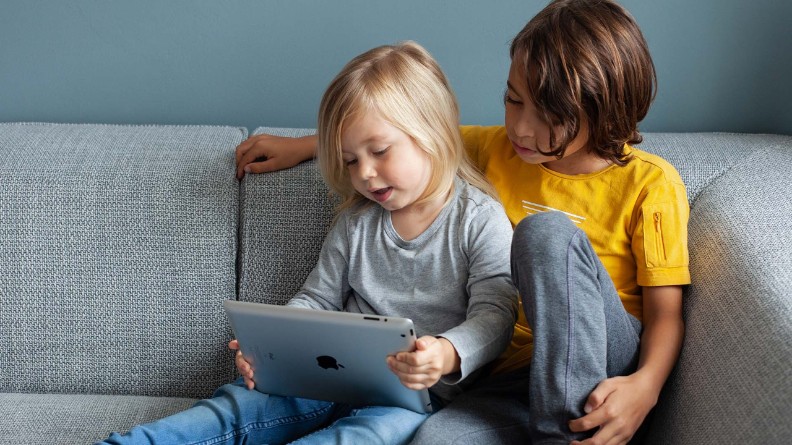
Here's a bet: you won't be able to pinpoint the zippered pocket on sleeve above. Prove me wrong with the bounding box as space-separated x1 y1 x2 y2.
642 203 678 268
653 212 667 264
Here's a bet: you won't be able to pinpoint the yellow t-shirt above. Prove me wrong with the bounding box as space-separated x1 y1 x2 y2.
461 126 691 374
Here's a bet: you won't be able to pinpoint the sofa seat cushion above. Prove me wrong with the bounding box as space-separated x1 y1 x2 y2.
0 392 197 445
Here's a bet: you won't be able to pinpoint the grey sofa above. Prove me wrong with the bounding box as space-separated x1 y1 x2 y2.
0 122 790 444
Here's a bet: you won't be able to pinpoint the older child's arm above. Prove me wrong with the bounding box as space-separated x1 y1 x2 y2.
235 125 496 179
569 285 684 445
235 133 317 179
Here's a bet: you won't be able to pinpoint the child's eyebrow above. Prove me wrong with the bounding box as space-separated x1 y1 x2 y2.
362 134 387 144
506 81 517 92
341 134 388 153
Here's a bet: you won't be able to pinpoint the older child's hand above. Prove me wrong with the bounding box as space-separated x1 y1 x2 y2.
568 373 657 445
386 336 460 390
235 133 316 179
228 339 256 390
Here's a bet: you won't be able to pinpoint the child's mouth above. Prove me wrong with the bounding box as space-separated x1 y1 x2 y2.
371 187 393 202
511 141 537 156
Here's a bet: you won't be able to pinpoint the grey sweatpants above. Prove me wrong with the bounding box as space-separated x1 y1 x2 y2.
411 211 642 444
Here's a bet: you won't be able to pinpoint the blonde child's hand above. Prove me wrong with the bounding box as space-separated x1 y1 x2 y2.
386 336 459 390
568 373 657 445
228 339 256 390
235 133 315 179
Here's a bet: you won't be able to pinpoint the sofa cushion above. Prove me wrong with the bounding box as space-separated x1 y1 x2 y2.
234 129 792 444
0 123 242 398
638 132 790 204
237 127 336 305
644 136 792 444
0 392 197 445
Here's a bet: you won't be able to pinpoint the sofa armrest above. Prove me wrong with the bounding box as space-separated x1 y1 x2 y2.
646 142 792 443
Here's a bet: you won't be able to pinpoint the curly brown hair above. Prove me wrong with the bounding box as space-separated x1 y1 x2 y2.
510 0 656 165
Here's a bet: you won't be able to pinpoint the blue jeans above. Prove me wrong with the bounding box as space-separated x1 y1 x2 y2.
411 212 643 444
99 378 432 445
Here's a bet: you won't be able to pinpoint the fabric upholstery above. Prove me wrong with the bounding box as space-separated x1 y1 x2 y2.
644 139 792 443
637 132 790 204
237 127 335 305
0 392 197 445
235 130 792 444
0 123 242 398
1 124 790 444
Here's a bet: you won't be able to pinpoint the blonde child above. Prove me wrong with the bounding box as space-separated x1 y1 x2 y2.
236 1 690 443
98 41 517 445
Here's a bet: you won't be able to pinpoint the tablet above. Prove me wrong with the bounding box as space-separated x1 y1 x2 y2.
223 300 433 413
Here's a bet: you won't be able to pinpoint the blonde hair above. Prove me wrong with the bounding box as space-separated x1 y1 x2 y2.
317 41 496 214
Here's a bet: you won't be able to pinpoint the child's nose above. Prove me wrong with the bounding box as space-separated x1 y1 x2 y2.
513 112 536 139
357 159 376 180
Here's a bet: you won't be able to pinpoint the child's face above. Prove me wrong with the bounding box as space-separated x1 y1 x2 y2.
340 112 433 214
504 61 590 168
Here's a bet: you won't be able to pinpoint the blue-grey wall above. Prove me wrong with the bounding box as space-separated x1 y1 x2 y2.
2 0 790 134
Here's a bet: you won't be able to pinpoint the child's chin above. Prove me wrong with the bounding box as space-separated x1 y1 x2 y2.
515 151 545 164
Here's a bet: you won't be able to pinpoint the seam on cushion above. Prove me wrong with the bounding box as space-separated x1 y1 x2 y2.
689 146 775 210
235 178 244 302
233 128 247 303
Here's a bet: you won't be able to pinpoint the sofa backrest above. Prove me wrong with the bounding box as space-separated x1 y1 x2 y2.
0 123 242 399
237 127 334 305
2 123 788 442
238 128 792 444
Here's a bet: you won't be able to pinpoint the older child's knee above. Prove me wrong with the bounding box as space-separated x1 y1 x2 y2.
512 211 580 256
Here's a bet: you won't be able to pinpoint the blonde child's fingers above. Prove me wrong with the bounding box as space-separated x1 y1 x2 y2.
396 373 431 390
235 352 255 374
236 351 253 368
228 339 239 350
244 369 254 381
396 370 434 383
391 361 443 385
398 372 441 390
388 356 434 375
394 351 428 366
400 381 428 391
415 336 438 350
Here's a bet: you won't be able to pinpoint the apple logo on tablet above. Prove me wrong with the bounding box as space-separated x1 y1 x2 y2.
316 355 345 370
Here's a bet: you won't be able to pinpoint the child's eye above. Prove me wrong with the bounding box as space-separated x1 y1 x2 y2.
344 158 358 166
504 92 522 105
373 147 390 156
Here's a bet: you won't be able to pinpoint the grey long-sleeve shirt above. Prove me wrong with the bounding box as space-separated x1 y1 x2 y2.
288 179 518 401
